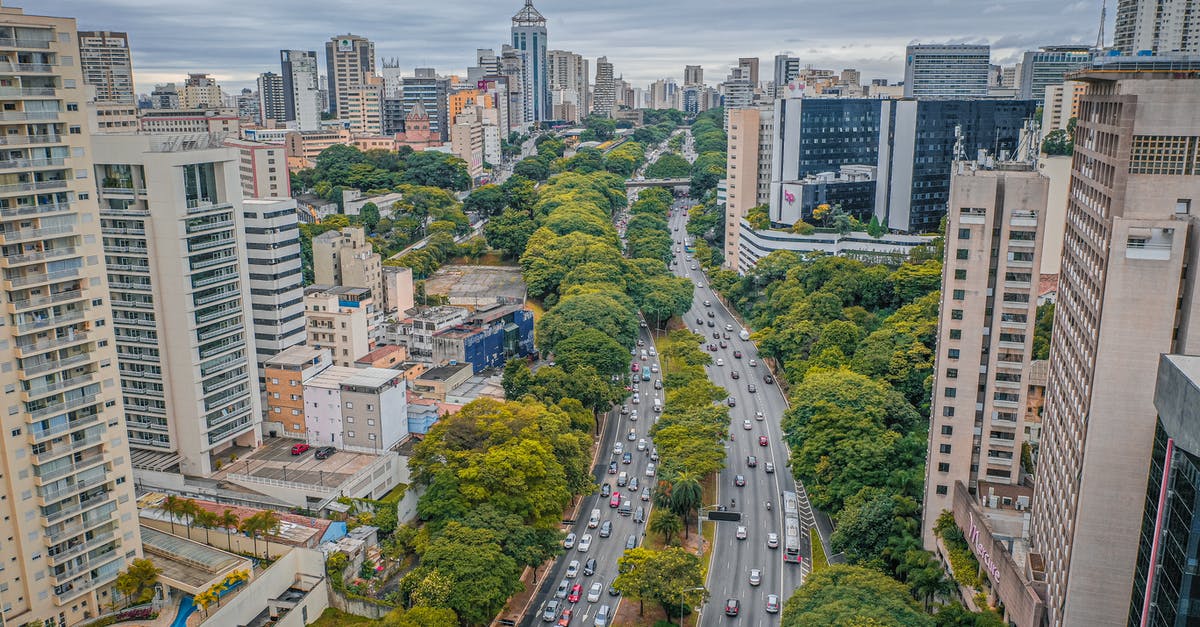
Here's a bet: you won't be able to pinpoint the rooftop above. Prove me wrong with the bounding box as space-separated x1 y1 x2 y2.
355 344 405 365
208 437 386 492
266 345 329 369
512 0 546 26
340 367 403 390
419 362 473 382
305 365 360 390
139 525 250 593
305 284 371 298
423 264 527 307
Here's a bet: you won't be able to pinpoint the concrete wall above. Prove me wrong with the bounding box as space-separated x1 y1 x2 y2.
1035 155 1070 274
327 586 392 620
201 548 328 627
140 516 293 559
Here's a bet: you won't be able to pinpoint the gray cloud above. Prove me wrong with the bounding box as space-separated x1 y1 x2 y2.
34 0 1107 93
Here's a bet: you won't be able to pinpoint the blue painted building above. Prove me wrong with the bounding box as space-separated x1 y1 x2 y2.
431 305 534 373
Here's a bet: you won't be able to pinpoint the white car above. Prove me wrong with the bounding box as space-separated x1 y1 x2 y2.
749 568 762 586
755 410 764 421
651 364 659 373
613 442 624 455
716 358 724 367
637 438 647 451
749 359 758 367
564 533 577 549
767 533 779 549
645 463 656 477
566 559 580 578
587 582 603 603
743 420 752 430
578 534 592 552
736 526 747 540
589 508 601 528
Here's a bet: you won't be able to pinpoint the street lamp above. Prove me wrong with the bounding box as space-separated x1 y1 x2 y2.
679 585 706 627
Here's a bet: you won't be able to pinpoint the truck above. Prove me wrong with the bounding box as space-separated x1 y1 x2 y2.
738 329 751 341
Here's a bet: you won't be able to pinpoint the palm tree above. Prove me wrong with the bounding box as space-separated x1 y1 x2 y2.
238 516 261 558
218 509 240 552
256 510 282 558
180 499 201 531
161 495 182 535
670 472 702 539
649 509 683 545
193 509 220 546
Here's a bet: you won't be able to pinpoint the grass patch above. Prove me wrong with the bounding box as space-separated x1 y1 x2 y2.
809 527 829 572
309 608 377 627
527 299 546 324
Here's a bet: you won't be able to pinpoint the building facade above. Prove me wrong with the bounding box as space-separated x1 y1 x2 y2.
95 133 263 477
1114 0 1200 55
1017 46 1093 104
223 138 289 199
0 8 143 625
242 198 305 369
1029 61 1200 626
547 49 588 122
325 34 376 119
305 286 371 367
903 44 991 98
921 162 1047 547
592 56 615 118
401 69 450 141
77 30 134 103
311 226 383 305
264 345 331 438
511 0 549 122
179 73 222 109
723 106 773 268
684 64 703 86
280 49 321 131
257 71 286 124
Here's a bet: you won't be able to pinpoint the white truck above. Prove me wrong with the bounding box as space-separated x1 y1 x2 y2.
738 328 751 341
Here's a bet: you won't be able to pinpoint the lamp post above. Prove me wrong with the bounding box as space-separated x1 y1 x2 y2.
679 585 706 627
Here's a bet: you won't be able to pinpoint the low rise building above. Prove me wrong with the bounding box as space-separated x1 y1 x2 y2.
431 305 534 371
342 189 403 217
355 344 407 369
305 286 371 367
770 165 877 226
406 306 471 358
382 265 415 314
139 108 241 134
264 346 333 438
411 363 474 402
303 365 408 452
735 221 934 273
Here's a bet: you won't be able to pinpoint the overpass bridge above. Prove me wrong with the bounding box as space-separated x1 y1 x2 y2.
624 177 689 189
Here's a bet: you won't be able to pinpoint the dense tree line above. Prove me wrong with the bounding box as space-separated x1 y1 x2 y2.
689 108 727 197
291 143 471 200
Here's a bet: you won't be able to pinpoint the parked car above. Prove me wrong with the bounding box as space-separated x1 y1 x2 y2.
314 446 336 460
290 443 311 455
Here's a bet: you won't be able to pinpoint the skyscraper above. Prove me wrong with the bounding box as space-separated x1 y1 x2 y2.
684 64 703 86
77 30 134 103
241 198 306 371
724 106 774 268
325 34 376 119
1029 60 1200 626
281 49 321 131
903 44 991 98
547 49 588 122
921 162 1047 547
737 57 760 88
592 56 615 117
257 71 286 123
0 7 143 625
1114 0 1200 55
511 0 549 122
1017 46 1093 104
773 54 800 96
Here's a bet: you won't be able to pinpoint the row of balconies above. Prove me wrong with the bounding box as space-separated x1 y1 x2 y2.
46 529 116 568
20 350 91 378
16 329 90 357
8 287 84 312
32 430 103 466
34 449 107 485
44 499 117 545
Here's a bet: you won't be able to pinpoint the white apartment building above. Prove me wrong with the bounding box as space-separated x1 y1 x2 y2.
95 133 262 477
903 44 991 98
0 8 142 625
280 49 321 132
1114 0 1200 55
223 138 289 199
242 198 305 369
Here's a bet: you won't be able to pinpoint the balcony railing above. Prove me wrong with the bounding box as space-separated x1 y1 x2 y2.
23 373 96 401
35 450 107 484
32 431 103 465
47 530 116 567
44 507 115 544
0 111 58 122
28 393 100 421
7 266 81 288
0 134 63 146
0 156 65 169
0 179 68 194
10 288 84 311
99 226 145 236
22 351 91 378
0 38 53 49
16 331 90 356
4 245 78 266
0 201 71 218
0 86 55 97
1 224 75 241
15 308 87 335
185 200 234 215
188 236 235 253
0 61 57 73
189 254 236 270
194 288 239 306
39 472 108 503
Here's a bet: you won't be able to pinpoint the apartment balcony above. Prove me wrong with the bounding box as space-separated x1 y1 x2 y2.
46 529 116 567
0 201 71 218
992 398 1021 410
99 186 146 196
38 473 109 505
0 178 68 195
194 288 240 306
99 204 149 217
988 437 1018 450
185 218 235 234
200 355 245 377
189 254 236 271
53 549 123 599
0 134 64 147
108 280 150 291
42 490 114 526
54 564 122 606
34 450 107 485
109 298 153 310
22 373 95 402
985 456 1015 467
197 322 240 342
3 245 78 267
16 330 90 357
28 392 100 421
0 111 59 122
32 431 104 465
0 37 53 49
188 236 235 253
0 61 57 73
100 225 145 236
104 245 147 255
0 86 56 97
13 310 85 337
119 368 161 381
191 271 237 289
0 223 75 243
126 419 168 432
128 435 171 449
21 351 92 378
8 288 85 312
44 506 115 545
113 317 156 328
0 156 65 170
105 263 148 273
185 200 234 215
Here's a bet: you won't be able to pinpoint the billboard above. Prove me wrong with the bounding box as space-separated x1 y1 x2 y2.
337 38 354 52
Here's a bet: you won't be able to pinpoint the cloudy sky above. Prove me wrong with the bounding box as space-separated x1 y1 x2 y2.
39 0 1106 94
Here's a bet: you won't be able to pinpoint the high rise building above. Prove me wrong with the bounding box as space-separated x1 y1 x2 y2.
343 79 383 136
1040 80 1086 131
0 8 143 624
78 30 134 103
684 64 703 86
737 57 760 88
921 162 1047 547
499 45 528 128
312 227 384 311
179 72 222 109
402 69 450 141
257 71 286 123
649 78 680 110
547 49 588 122
511 0 549 122
1017 46 1093 104
222 138 289 200
1029 60 1200 627
772 54 800 97
149 82 178 109
280 49 321 131
592 56 615 117
325 34 376 119
723 106 774 268
241 198 306 370
236 88 260 124
903 44 991 98
95 133 263 477
1114 0 1200 55
720 66 756 127
470 48 500 84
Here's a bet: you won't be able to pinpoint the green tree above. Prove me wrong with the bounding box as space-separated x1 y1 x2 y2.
381 606 459 627
513 157 551 181
193 508 220 546
552 327 630 376
933 603 1006 627
218 509 240 552
420 523 522 625
463 184 507 216
401 151 470 190
649 509 683 545
645 153 693 179
668 472 703 538
830 487 907 567
781 565 933 627
1041 128 1073 156
484 208 537 259
500 175 537 215
359 201 381 233
1032 302 1054 360
115 558 162 607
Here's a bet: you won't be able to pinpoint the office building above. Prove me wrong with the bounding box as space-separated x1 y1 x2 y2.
1017 46 1093 104
257 71 286 124
325 34 376 119
312 227 383 308
280 49 321 131
78 30 134 103
773 54 800 97
1129 354 1200 626
547 49 588 121
592 56 615 117
305 286 371 367
402 69 450 141
343 79 383 136
95 133 263 477
179 72 222 109
724 106 774 268
511 0 549 122
684 64 703 86
770 166 877 226
720 66 756 127
1029 60 1200 627
0 8 145 625
921 162 1047 547
903 44 991 98
649 78 680 110
149 82 178 109
137 109 240 135
242 198 305 368
469 48 501 84
1114 0 1200 55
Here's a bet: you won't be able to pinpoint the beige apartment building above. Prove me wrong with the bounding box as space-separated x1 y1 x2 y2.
77 30 138 135
922 162 1047 548
723 106 773 268
312 226 383 303
1029 62 1200 626
343 79 383 136
305 286 371 367
179 72 222 110
223 138 289 199
325 34 376 120
0 6 142 625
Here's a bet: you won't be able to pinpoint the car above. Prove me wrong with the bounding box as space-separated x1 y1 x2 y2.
707 310 715 318
600 483 611 497
650 364 659 373
759 435 769 446
599 520 612 537
724 599 740 616
631 362 639 373
637 339 644 347
578 534 592 552
722 332 730 340
743 419 752 430
731 370 740 379
767 533 779 549
634 506 645 523
611 493 623 510
608 582 620 596
589 509 601 528
719 340 728 348
617 472 629 487
639 320 648 328
691 265 697 270
755 410 763 421
557 609 573 627
649 348 657 357
566 560 580 578
704 300 712 307
766 594 780 614
747 455 757 467
594 604 611 626
631 395 640 405
728 397 736 407
314 446 336 460
564 533 577 549
290 443 310 455
641 486 651 501
619 406 630 416
543 598 561 621
613 442 623 455
734 474 746 487
707 320 715 327
708 344 718 352
749 568 762 586
607 461 618 475
622 452 633 465
716 358 724 367
637 438 647 451
764 374 775 384
748 383 757 393
736 525 747 540
654 379 662 390
696 317 704 325
628 477 639 491
555 578 571 599
749 359 758 367
641 371 651 382
711 329 719 337
651 447 659 462
568 583 583 603
725 324 734 332
733 350 743 359
626 534 638 549
587 582 603 603
645 463 656 476
765 462 775 473
627 429 637 441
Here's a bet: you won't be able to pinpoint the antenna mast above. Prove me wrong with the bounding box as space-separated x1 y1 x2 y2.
1096 0 1107 50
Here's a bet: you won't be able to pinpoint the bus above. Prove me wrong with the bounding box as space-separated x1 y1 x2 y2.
783 491 799 520
783 517 804 564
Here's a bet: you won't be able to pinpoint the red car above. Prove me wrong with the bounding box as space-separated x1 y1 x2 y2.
557 608 573 626
567 584 583 603
759 435 769 446
631 362 640 373
290 443 310 455
610 493 621 508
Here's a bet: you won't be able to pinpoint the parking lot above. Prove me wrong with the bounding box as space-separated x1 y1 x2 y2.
211 438 380 490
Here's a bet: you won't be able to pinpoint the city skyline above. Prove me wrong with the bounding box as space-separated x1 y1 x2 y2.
38 0 1106 94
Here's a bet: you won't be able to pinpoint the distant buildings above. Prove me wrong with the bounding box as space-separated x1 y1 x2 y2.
723 106 774 267
548 49 589 122
684 64 704 86
325 34 376 119
592 56 616 117
431 305 535 373
281 49 322 131
257 71 287 123
312 227 383 310
401 69 451 141
179 72 223 109
772 54 800 97
78 30 135 103
1017 46 1093 104
138 108 240 134
1114 0 1200 55
903 44 991 98
511 0 550 122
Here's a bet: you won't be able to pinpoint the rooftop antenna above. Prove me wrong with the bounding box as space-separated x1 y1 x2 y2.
1096 0 1107 50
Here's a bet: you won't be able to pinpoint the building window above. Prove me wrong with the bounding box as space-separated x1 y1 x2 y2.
936 485 948 495
939 444 952 454
949 329 962 340
941 425 953 435
958 228 971 240
948 348 960 359
942 406 955 417
345 401 353 409
937 462 950 472
954 269 967 280
951 309 963 320
952 289 965 300
956 248 969 260
944 388 956 398
946 368 958 379
347 431 354 438
368 433 376 440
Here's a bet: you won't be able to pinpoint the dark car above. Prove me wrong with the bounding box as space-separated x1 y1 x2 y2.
708 344 718 352
608 461 618 474
747 455 757 467
707 320 715 327
599 520 612 537
600 483 611 497
707 310 715 318
734 474 746 487
727 397 737 407
731 371 741 379
733 350 743 359
625 534 638 549
622 452 633 464
724 599 740 616
696 317 704 325
719 340 728 348
764 374 775 384
583 558 597 576
314 446 336 460
748 384 757 393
